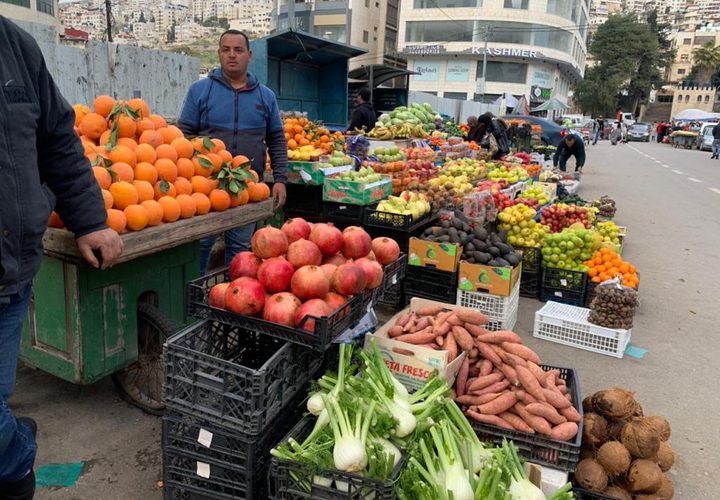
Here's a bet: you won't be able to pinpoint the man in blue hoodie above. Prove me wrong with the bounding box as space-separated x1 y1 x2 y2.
178 30 288 274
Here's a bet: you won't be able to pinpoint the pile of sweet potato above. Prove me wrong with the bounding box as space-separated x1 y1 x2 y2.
387 305 581 442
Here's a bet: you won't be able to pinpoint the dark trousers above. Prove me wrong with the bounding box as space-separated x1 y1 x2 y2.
557 153 582 172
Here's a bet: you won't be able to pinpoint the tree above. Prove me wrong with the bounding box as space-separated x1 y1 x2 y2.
692 41 720 84
575 66 625 116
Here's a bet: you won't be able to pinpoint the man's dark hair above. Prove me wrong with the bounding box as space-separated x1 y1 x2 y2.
219 29 250 50
358 87 371 102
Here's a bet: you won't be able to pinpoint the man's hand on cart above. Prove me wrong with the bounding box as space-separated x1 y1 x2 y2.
272 183 287 210
76 228 124 269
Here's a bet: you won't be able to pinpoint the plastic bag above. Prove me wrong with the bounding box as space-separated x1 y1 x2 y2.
588 277 638 330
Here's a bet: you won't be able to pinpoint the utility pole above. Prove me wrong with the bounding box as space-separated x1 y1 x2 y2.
105 0 113 42
478 25 492 103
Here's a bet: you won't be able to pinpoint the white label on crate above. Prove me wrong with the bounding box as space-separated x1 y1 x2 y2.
560 279 567 286
391 274 398 285
197 428 213 448
300 170 313 183
196 461 210 479
367 301 374 313
554 291 563 297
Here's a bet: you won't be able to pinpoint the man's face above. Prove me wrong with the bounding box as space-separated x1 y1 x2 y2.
218 34 252 76
565 136 576 147
355 94 363 105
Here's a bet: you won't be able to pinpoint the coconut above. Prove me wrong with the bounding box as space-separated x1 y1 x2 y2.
655 441 675 472
582 395 594 413
574 458 608 492
592 388 637 420
646 415 671 441
603 486 632 500
580 445 597 460
583 412 609 448
621 418 660 458
627 459 663 494
631 399 644 418
655 474 674 499
607 419 627 441
634 495 663 500
597 441 631 476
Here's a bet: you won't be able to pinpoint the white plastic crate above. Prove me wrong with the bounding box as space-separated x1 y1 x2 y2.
456 280 520 331
533 301 631 358
485 299 518 332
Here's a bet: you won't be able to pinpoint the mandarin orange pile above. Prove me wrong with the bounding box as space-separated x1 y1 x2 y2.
584 247 639 288
283 114 344 155
48 95 271 235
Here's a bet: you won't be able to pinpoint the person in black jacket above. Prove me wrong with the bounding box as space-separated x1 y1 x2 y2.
553 134 586 173
711 122 720 159
0 16 123 498
348 88 377 133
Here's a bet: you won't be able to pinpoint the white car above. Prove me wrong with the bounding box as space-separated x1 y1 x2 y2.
697 122 718 151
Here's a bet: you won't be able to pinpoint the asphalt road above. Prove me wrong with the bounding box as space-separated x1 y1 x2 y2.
10 138 719 498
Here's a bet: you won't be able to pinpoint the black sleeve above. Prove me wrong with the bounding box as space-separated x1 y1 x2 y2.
347 108 363 132
35 53 106 237
553 142 564 166
266 129 288 184
576 141 586 167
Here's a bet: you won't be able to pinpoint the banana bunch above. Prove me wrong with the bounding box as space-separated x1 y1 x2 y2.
368 125 394 140
368 123 430 140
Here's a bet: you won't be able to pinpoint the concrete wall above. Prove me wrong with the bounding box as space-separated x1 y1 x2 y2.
670 86 717 118
14 20 200 118
408 90 501 123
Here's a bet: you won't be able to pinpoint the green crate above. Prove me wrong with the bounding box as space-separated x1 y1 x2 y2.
287 162 354 185
322 176 392 205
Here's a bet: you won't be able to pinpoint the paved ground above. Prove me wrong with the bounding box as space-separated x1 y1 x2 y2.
9 138 720 498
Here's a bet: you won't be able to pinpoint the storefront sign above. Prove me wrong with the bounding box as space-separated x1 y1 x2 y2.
402 44 544 60
404 44 446 55
530 85 552 102
413 61 440 81
446 61 470 82
532 69 553 88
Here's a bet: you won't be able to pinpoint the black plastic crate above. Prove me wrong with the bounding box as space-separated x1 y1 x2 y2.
284 184 323 217
268 416 405 500
163 320 319 435
186 268 362 351
402 265 458 305
377 282 405 310
516 246 541 274
540 267 588 306
363 206 437 233
468 365 583 472
322 202 367 225
520 270 540 299
162 395 305 500
359 254 407 313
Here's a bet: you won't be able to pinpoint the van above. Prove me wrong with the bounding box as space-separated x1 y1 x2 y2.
620 113 635 126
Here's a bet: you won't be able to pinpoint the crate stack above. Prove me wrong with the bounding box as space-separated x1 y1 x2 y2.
456 280 520 331
517 246 542 299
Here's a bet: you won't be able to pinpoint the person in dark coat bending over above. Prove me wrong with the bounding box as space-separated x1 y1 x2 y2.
347 88 377 133
553 134 586 173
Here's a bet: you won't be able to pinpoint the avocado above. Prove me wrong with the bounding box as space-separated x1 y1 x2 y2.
465 242 476 252
448 227 459 243
459 231 468 244
497 243 512 255
466 257 476 264
495 258 511 267
476 252 492 264
437 235 450 242
488 259 500 267
505 253 521 266
474 227 488 241
488 246 500 257
453 218 463 230
441 220 451 228
499 229 509 243
489 233 502 247
462 222 471 232
473 239 488 251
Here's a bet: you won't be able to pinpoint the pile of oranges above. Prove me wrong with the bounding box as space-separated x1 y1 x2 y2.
283 114 344 155
584 247 639 289
52 95 271 235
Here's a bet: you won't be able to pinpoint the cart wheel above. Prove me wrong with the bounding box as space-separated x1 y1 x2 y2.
111 302 178 415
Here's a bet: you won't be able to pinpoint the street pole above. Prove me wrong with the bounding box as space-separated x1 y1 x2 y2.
105 0 113 42
479 26 491 103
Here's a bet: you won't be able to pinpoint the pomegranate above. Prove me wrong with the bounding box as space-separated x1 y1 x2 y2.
320 263 338 279
310 223 343 256
341 226 372 259
251 226 288 259
371 237 401 266
291 265 330 300
294 298 331 333
323 292 348 313
355 257 384 289
286 239 322 269
228 251 262 280
209 282 230 308
263 292 302 326
224 277 265 315
257 257 294 293
281 218 311 243
331 263 368 296
366 250 377 261
322 254 347 266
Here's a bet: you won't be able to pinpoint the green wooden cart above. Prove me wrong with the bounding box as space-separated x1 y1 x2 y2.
20 200 274 414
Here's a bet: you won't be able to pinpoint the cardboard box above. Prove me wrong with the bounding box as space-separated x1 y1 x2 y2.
457 261 522 296
364 297 467 391
323 175 392 205
287 162 353 185
408 238 462 272
535 181 558 202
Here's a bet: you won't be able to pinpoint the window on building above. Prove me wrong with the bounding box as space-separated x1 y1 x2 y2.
504 0 528 8
680 54 689 61
685 95 690 103
363 30 369 43
683 38 692 45
706 95 711 102
319 25 347 43
676 95 683 102
405 20 476 42
444 92 467 100
413 0 481 8
698 95 703 102
387 2 398 26
678 69 686 75
477 61 528 83
1 0 31 7
385 27 397 53
36 0 53 15
547 0 580 22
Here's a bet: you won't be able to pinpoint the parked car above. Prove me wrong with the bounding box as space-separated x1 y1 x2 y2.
502 115 564 146
627 122 652 142
620 112 635 127
696 122 718 151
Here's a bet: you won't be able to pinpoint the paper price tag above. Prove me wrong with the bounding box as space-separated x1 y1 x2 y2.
560 279 567 286
196 461 210 479
554 291 563 297
300 170 312 183
197 428 213 448
391 274 398 285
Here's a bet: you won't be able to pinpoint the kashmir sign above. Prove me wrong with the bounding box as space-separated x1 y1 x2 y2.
402 44 545 59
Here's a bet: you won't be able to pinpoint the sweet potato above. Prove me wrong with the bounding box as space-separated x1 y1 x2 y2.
455 356 470 396
473 380 510 396
420 343 439 350
516 365 547 402
514 403 552 435
435 335 444 347
452 326 474 351
415 305 444 316
496 363 519 386
475 330 523 344
402 314 417 332
445 330 458 362
478 392 517 415
467 373 504 392
526 403 567 425
542 388 572 409
542 370 561 389
560 405 581 423
500 412 535 434
468 365 480 378
475 341 502 366
395 331 436 344
447 314 464 327
465 323 492 337
501 342 541 364
515 390 538 404
469 347 478 358
395 312 411 327
434 321 452 336
549 422 579 441
526 361 547 382
480 359 493 376
503 352 528 368
415 316 430 331
388 325 404 337
466 410 514 430
456 392 501 406
456 309 489 324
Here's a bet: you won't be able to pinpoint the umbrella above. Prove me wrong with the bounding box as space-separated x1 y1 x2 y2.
531 97 569 112
672 108 716 121
493 92 519 108
511 95 530 115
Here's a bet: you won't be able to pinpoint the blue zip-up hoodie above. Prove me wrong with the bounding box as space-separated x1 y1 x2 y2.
177 68 288 183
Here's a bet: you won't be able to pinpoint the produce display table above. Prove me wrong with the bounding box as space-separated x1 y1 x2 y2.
21 200 274 413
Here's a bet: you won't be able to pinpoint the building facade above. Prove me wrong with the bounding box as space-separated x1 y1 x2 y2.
1 0 60 28
397 0 588 105
670 85 717 116
666 27 720 84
